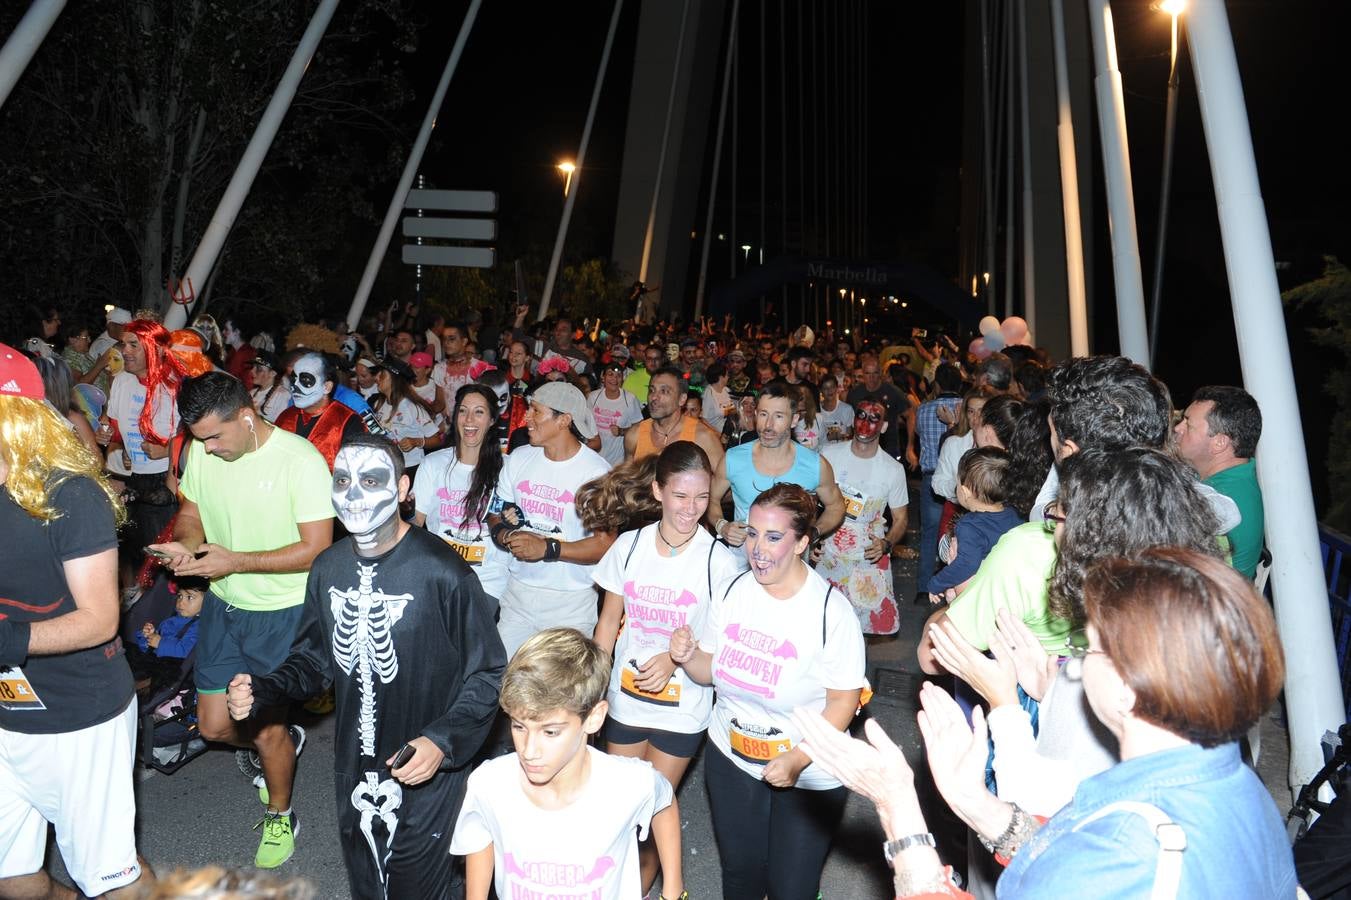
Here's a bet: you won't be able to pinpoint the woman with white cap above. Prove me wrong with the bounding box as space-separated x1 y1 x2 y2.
488 381 616 657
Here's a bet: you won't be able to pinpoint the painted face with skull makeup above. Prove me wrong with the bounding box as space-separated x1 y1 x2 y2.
853 400 888 443
290 353 329 409
332 444 405 550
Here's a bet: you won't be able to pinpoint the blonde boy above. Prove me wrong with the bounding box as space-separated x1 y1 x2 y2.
451 628 685 900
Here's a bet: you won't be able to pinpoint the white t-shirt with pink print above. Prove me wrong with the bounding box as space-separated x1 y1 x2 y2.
451 747 673 900
412 448 509 599
593 524 741 734
498 444 611 592
699 565 867 790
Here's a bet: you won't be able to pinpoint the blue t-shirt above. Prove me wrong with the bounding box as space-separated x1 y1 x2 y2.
725 442 821 522
929 507 1025 595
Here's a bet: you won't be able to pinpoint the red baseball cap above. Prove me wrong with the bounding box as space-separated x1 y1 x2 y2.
0 343 44 400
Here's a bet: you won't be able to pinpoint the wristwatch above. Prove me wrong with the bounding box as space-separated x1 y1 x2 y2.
882 832 936 868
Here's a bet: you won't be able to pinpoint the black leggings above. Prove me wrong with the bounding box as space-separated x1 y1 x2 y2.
704 744 849 900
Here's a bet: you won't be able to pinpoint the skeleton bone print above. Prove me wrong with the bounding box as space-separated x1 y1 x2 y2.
351 771 403 897
331 561 411 897
330 562 410 756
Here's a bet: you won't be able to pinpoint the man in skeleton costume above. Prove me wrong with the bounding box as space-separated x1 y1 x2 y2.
275 352 372 470
229 434 506 899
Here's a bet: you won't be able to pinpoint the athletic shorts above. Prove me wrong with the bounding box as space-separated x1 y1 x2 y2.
603 716 705 758
497 579 600 661
196 592 305 693
0 698 142 895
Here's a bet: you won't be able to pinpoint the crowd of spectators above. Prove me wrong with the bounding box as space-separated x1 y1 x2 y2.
0 291 1308 900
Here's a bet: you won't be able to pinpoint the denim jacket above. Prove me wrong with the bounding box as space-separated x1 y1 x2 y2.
997 742 1297 898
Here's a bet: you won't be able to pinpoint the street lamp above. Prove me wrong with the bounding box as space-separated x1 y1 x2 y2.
557 161 576 197
741 244 752 261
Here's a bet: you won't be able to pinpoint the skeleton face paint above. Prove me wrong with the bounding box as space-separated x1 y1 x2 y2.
223 322 242 346
333 446 401 549
491 379 509 415
291 354 328 409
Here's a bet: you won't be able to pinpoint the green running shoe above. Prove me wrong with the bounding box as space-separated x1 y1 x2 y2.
251 724 307 806
254 809 299 868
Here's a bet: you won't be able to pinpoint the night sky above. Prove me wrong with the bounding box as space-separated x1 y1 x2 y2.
400 0 1348 505
405 1 1349 328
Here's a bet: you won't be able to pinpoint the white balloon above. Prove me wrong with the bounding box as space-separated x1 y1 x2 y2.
979 315 1001 337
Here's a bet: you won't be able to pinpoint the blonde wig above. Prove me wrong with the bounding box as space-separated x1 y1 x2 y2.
0 395 125 524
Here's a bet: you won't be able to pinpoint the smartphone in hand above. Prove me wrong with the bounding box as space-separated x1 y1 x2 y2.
389 742 416 770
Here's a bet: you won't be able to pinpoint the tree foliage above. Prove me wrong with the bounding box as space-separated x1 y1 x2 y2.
1284 256 1351 531
0 0 418 335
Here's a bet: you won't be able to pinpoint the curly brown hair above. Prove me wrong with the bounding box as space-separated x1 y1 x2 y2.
1048 447 1220 622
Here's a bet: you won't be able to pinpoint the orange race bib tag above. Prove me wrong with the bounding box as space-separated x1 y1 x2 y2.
729 718 791 764
0 666 46 711
621 663 681 706
841 485 865 520
445 538 486 565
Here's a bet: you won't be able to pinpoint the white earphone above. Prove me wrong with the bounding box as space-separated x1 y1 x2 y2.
245 416 255 432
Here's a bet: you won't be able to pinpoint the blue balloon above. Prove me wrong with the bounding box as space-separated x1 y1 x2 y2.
984 330 1006 352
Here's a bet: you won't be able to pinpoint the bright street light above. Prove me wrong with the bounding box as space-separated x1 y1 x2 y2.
557 161 576 197
741 244 752 260
1152 0 1185 14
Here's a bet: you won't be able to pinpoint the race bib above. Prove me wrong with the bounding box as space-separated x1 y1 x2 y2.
729 718 791 764
0 666 46 711
620 663 681 706
445 537 486 565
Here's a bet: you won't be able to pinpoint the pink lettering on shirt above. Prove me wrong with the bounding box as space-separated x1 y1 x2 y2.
516 480 575 504
713 621 795 697
621 580 698 638
436 487 469 525
502 852 615 899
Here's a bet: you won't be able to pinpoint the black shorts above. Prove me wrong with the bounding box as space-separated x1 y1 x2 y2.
603 717 705 758
195 593 305 693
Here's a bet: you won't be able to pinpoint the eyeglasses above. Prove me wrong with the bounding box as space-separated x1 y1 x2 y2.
1041 501 1067 533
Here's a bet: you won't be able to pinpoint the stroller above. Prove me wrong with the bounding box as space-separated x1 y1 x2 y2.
121 573 208 774
1288 722 1351 900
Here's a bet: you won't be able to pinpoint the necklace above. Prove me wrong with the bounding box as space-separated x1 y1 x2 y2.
656 522 697 557
652 416 683 447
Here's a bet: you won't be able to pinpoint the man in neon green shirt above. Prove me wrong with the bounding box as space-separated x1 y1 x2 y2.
623 344 665 404
1174 385 1265 579
152 372 333 868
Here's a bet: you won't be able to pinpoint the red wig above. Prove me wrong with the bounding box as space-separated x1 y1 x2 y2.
124 319 189 444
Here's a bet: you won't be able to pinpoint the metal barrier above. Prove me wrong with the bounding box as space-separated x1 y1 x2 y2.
1320 524 1351 720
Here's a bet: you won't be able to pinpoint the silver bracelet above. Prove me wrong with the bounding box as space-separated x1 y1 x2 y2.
978 803 1038 858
